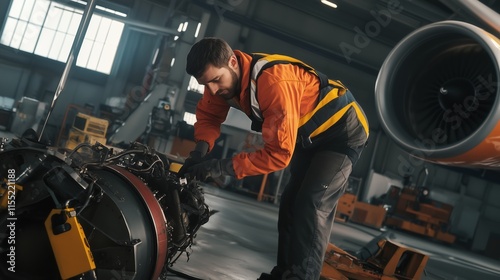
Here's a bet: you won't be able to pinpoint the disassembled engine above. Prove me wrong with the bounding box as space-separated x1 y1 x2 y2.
0 135 210 279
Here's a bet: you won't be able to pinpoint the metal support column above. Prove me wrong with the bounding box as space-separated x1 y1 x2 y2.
39 0 98 142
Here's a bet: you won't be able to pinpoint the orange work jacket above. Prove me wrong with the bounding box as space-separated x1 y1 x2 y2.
193 50 368 179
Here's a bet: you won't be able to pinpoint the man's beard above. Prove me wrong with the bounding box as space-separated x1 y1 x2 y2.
220 68 240 100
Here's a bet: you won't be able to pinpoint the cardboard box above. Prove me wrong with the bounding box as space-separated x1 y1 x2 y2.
351 201 387 229
336 193 357 221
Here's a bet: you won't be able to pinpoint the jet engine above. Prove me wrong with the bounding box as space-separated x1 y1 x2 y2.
0 136 210 280
375 20 500 169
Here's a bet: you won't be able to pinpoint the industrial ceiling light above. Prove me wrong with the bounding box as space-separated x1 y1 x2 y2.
321 0 338 9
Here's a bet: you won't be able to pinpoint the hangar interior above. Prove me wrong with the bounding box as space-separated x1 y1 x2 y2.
1 0 500 279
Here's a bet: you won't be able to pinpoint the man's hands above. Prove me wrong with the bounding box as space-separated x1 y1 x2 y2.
178 150 204 177
178 141 209 177
177 141 234 181
183 158 235 181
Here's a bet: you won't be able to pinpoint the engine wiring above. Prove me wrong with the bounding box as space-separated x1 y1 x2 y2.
68 141 212 277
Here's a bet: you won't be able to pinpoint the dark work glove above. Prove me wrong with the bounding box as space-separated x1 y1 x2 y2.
185 158 235 181
178 141 209 177
178 150 204 177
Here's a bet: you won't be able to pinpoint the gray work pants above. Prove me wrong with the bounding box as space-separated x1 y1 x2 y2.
275 148 353 280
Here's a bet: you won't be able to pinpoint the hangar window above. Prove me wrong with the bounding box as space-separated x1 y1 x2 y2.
183 76 204 125
187 76 204 94
183 112 197 126
0 0 126 74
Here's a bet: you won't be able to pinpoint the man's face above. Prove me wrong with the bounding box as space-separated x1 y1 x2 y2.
197 55 240 100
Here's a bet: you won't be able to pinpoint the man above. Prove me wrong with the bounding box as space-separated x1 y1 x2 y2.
180 37 369 280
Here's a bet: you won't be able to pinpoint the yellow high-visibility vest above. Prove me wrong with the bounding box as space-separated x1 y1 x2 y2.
249 53 369 147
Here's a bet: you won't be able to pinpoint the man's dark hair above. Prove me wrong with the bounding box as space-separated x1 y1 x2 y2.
186 37 234 78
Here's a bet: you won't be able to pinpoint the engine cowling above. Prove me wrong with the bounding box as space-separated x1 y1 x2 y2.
375 20 500 169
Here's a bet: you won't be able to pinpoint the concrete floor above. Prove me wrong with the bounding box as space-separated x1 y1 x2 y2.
165 185 500 280
1 130 500 280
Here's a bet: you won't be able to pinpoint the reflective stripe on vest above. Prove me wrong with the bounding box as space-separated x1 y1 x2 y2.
250 54 320 121
249 53 358 146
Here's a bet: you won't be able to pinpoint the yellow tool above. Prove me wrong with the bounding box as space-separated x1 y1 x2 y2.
169 162 183 173
45 208 96 279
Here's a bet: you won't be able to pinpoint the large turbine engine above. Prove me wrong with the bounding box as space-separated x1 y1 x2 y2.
375 20 500 168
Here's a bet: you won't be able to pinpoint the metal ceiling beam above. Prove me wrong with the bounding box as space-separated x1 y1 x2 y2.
190 0 380 75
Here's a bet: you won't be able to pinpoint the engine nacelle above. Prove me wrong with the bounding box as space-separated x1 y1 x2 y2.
375 20 500 169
